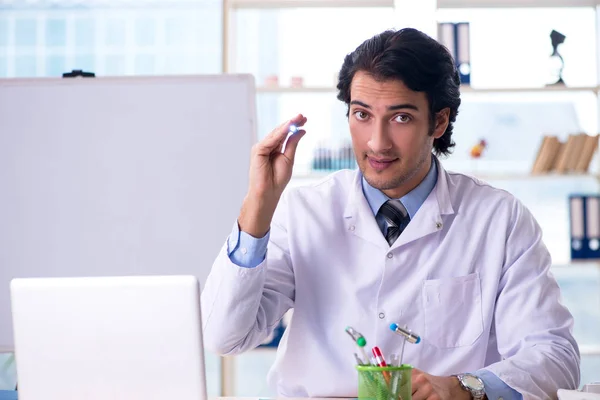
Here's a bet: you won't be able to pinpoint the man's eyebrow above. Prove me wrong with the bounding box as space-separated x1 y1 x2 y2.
350 100 419 111
388 103 419 111
350 100 371 109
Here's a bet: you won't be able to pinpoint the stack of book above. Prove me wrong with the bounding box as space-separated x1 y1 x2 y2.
531 133 599 174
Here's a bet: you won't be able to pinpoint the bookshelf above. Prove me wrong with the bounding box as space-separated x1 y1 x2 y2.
436 1 600 383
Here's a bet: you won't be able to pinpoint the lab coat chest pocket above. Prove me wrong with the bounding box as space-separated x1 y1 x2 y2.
422 273 483 348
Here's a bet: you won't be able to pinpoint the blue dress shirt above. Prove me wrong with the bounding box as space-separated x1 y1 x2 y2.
226 157 521 400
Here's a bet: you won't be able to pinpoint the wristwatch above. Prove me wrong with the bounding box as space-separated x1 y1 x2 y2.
455 373 486 400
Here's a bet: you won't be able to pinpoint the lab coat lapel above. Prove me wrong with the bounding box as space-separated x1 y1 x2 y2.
391 159 455 249
343 171 389 249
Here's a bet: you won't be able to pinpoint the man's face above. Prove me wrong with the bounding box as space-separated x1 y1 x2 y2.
348 71 448 198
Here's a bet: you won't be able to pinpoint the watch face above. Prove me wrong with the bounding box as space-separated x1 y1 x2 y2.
463 375 484 391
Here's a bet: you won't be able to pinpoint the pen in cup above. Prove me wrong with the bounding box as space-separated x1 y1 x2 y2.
372 346 391 383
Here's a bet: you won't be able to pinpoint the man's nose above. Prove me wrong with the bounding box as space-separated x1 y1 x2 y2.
367 121 393 154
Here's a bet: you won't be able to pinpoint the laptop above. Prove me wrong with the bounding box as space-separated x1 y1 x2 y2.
10 275 207 400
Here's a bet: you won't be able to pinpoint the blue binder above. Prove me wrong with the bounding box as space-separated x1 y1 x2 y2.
569 194 600 260
455 22 471 85
437 22 471 85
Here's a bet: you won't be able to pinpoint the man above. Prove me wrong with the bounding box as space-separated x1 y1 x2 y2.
201 28 580 399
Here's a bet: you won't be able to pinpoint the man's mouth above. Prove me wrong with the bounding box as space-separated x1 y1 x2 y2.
367 156 398 171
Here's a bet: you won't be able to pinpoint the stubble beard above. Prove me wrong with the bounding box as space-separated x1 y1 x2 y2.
361 150 430 192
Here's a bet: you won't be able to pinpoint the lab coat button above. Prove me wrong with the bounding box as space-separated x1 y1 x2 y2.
387 253 393 259
241 247 247 255
378 312 385 319
349 225 355 231
436 222 443 229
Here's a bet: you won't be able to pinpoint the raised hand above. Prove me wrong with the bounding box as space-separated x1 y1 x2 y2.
238 114 307 238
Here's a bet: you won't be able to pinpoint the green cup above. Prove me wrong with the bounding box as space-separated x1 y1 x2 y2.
356 364 412 400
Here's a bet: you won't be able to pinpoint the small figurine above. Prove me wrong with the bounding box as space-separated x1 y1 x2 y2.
548 30 566 86
470 139 487 158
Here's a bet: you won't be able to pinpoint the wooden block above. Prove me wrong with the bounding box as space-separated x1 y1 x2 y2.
536 136 561 174
566 133 588 172
549 141 566 172
543 136 562 173
574 134 599 172
555 134 577 173
531 136 550 174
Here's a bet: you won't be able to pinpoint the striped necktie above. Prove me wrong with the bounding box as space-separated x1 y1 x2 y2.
377 199 410 246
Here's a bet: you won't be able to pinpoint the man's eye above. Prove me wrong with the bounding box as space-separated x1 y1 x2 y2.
395 114 411 123
354 111 369 120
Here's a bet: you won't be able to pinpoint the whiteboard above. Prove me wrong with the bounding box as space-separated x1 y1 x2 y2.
0 74 256 348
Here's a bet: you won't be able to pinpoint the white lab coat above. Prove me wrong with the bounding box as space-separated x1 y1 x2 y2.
201 161 580 399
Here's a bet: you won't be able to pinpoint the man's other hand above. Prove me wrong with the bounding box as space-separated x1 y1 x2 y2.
411 368 472 400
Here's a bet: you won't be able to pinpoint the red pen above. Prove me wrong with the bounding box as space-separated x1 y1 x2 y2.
372 346 390 383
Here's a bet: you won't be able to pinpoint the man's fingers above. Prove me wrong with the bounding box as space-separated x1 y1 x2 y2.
283 129 306 162
260 114 306 152
259 121 292 153
412 384 434 400
411 369 431 400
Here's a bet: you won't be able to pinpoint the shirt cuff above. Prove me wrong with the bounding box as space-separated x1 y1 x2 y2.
474 369 523 400
227 221 269 268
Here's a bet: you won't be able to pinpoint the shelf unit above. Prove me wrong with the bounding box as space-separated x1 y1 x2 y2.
437 1 600 387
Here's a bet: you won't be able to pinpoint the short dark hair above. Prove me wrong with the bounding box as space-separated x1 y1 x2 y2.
336 28 461 157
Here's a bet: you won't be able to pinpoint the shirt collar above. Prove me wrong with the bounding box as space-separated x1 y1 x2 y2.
361 156 438 219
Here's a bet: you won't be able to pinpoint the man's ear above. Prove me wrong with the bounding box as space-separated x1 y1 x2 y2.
433 108 450 139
